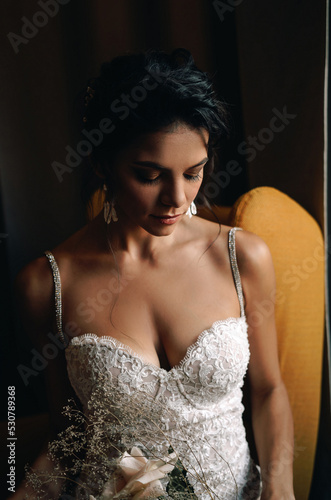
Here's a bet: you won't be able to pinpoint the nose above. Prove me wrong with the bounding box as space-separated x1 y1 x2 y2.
160 177 187 208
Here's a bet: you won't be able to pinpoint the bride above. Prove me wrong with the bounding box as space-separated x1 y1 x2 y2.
13 48 295 499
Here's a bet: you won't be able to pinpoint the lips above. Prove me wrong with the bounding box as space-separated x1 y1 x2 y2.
150 213 183 225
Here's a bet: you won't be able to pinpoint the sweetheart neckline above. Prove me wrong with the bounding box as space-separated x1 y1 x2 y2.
66 316 247 373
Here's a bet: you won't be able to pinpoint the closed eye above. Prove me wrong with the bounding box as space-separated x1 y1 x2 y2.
134 171 203 185
131 158 208 186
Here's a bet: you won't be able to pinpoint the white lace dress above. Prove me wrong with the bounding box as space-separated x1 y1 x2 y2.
44 227 262 499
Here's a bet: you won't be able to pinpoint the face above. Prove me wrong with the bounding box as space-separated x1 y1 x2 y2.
111 123 209 236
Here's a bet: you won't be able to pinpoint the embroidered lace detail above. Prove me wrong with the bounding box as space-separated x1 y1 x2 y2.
69 316 245 371
69 332 153 368
65 316 261 499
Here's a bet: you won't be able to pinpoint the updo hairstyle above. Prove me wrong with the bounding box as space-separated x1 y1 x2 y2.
79 47 229 209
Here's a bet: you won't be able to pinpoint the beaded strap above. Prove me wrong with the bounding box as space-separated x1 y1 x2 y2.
44 251 67 346
228 228 245 317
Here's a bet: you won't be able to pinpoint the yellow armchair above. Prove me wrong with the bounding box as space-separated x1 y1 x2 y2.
200 186 324 499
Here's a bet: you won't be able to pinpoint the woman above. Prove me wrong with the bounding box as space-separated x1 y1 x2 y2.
14 48 295 499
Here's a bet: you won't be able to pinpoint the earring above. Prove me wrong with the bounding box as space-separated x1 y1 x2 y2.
103 184 118 223
185 201 197 218
104 201 118 223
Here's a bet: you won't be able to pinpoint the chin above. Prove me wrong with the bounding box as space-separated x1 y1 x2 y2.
148 227 175 237
141 223 176 237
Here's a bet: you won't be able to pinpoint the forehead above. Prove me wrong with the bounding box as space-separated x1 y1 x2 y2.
118 125 209 166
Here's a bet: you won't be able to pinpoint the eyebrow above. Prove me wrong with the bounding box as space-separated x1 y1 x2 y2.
132 157 209 171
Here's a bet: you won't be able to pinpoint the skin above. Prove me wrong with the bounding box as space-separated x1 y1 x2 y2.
13 123 295 499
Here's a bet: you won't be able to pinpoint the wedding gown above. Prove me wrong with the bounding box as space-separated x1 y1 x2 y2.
44 227 262 499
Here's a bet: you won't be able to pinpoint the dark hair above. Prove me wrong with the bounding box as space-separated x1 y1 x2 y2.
79 47 229 209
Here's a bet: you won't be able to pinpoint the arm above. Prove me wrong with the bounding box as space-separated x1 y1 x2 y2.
237 230 295 500
9 257 82 499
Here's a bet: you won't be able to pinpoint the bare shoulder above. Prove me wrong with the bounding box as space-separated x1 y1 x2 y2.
233 228 275 276
14 255 53 311
196 219 275 281
14 255 54 346
188 217 274 272
233 228 277 308
13 222 88 322
15 255 84 433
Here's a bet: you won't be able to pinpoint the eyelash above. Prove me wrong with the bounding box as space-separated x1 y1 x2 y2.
135 172 202 185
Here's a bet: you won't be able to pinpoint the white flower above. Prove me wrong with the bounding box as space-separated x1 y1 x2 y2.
99 446 177 499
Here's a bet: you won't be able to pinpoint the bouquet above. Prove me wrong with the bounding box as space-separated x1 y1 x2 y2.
25 375 226 499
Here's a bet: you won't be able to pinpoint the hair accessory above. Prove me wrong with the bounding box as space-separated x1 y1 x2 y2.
103 184 118 223
185 201 197 218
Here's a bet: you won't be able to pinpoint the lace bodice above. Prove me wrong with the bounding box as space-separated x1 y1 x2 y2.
44 227 261 499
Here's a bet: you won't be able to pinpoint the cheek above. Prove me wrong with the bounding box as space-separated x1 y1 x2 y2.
188 179 203 198
118 181 158 210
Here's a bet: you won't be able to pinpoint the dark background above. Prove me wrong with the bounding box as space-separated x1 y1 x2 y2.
0 0 329 498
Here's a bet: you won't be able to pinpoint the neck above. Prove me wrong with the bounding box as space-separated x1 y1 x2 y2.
91 209 182 263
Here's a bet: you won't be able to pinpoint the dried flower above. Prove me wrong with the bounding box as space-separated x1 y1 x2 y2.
24 372 225 499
